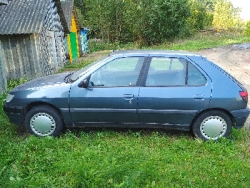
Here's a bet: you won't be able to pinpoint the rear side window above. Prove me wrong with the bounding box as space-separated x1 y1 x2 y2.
188 62 207 86
146 57 207 87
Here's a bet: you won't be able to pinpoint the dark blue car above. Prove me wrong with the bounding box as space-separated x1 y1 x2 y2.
3 50 250 140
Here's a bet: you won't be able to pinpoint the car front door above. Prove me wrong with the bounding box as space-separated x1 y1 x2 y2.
69 56 144 125
137 56 212 128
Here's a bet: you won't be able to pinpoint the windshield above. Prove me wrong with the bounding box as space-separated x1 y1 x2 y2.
69 55 111 82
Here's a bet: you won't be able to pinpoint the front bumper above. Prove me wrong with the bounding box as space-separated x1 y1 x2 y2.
230 107 250 129
3 103 25 125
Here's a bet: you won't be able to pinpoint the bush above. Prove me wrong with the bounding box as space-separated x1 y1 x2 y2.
79 0 190 45
7 77 29 91
243 21 250 36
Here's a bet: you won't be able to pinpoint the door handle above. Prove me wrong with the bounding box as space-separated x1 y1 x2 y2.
123 94 134 100
193 94 205 100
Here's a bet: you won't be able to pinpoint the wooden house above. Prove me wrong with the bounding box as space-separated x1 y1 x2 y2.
0 0 78 92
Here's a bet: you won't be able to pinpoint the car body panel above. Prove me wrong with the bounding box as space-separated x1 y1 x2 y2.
188 56 247 111
230 108 250 128
4 72 71 125
69 87 139 124
137 55 212 126
137 86 211 125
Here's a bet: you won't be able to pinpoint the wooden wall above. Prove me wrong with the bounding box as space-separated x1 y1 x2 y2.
39 0 66 75
0 41 7 93
0 34 42 79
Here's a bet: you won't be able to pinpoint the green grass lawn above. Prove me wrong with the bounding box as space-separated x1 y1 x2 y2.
1 116 250 187
89 32 250 52
1 33 250 187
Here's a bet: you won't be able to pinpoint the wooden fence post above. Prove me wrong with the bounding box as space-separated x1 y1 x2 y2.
0 40 7 94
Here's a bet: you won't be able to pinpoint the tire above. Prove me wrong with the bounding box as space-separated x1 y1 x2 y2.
25 105 63 137
192 110 232 141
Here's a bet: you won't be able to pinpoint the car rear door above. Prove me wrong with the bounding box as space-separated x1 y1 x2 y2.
137 56 212 127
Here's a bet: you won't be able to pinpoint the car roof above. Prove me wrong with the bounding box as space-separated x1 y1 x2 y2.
110 50 201 57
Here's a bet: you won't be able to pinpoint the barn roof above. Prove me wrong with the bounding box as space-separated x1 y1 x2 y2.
0 0 74 35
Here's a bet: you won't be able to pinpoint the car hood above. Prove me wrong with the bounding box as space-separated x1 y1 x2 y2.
11 72 71 92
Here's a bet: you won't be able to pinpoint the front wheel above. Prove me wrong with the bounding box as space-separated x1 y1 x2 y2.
192 110 232 141
25 105 63 137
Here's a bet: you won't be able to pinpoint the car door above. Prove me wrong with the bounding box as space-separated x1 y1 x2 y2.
137 56 212 127
69 56 144 125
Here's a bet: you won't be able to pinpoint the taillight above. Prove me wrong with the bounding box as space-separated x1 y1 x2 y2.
240 91 248 103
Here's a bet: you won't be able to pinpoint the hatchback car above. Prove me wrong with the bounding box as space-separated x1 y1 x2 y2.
3 50 250 140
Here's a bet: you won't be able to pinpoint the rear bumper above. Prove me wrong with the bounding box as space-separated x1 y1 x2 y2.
3 103 25 125
230 108 250 129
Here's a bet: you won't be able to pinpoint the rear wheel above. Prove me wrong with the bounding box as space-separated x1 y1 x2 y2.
25 105 63 137
192 110 232 140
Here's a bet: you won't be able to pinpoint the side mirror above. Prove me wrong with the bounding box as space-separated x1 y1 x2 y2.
78 76 90 88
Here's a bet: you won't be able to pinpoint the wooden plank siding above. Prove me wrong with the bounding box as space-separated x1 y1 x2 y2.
39 0 66 76
0 41 7 93
0 34 42 79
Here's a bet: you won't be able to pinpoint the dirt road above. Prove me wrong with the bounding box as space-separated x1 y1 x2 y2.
198 43 250 129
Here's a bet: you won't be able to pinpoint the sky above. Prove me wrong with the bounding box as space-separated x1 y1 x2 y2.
231 0 250 21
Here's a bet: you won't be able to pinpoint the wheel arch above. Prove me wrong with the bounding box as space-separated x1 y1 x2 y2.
191 108 235 129
24 102 64 121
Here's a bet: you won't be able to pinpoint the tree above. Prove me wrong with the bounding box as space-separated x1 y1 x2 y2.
243 21 250 36
212 0 241 29
186 0 209 31
75 0 190 45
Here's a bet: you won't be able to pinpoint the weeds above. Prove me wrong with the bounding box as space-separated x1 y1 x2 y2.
7 77 29 91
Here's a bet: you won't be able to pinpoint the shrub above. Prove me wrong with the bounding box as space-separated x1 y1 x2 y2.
243 21 250 36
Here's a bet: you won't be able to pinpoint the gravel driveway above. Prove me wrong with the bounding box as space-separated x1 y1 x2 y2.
198 43 250 129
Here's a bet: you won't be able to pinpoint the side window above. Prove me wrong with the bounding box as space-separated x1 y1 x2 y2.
89 57 143 87
146 57 187 86
145 57 207 87
187 63 207 86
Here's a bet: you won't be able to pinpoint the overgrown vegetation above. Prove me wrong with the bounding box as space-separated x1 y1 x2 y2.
1 33 250 186
7 77 30 91
75 0 246 45
87 32 250 53
212 0 242 29
243 21 250 36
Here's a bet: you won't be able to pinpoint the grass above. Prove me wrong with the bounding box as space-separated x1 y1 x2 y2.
1 117 250 187
154 32 250 51
89 32 250 52
1 32 250 187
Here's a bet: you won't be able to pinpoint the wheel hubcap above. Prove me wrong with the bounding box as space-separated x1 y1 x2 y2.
30 112 56 136
200 116 227 140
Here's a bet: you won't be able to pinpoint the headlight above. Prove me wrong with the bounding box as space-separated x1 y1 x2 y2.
6 94 14 103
